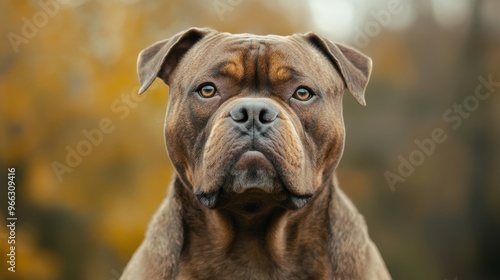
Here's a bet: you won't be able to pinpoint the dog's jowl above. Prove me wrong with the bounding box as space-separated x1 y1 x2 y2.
121 28 391 280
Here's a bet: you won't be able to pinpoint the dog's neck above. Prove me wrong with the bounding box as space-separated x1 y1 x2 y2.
175 178 336 277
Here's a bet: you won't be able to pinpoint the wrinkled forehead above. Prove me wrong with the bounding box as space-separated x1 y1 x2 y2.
178 32 335 87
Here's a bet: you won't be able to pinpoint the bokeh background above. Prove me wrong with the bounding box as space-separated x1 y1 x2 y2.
1 0 499 279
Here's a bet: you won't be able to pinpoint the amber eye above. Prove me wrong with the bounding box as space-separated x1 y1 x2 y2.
292 87 313 101
198 84 217 98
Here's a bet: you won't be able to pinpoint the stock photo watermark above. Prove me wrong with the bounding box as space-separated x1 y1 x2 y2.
212 0 243 21
51 83 158 183
6 168 17 273
353 0 404 48
7 0 69 53
385 74 499 191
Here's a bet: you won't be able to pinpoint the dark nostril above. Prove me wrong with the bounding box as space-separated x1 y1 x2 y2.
229 101 278 126
259 109 277 124
230 107 249 123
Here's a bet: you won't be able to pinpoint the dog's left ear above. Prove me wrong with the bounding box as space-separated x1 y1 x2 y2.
137 27 214 94
302 33 372 106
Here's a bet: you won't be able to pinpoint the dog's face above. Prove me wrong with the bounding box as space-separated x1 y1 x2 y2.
137 28 371 211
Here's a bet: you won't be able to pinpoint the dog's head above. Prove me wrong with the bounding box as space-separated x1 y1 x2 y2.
137 28 372 211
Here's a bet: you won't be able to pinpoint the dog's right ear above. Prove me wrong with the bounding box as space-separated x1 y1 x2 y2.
137 28 213 94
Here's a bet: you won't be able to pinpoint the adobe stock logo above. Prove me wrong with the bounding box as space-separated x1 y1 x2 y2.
385 74 499 191
7 0 69 53
212 0 243 21
353 0 405 49
51 83 158 183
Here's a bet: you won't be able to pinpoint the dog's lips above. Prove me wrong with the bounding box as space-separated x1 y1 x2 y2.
197 122 313 210
196 148 313 210
232 151 274 173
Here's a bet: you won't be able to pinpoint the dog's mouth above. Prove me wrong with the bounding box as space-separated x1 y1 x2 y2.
195 149 313 211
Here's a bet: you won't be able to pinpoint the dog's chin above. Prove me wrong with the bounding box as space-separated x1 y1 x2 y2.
230 151 277 194
195 151 313 210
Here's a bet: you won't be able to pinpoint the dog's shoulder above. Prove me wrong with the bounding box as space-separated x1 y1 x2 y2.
328 179 391 279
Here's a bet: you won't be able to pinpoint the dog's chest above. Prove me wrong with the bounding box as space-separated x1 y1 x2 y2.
176 238 332 280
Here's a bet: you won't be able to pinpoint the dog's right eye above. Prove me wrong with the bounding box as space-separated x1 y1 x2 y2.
197 84 217 98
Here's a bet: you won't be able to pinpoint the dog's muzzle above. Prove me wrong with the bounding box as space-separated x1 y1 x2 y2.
195 99 313 210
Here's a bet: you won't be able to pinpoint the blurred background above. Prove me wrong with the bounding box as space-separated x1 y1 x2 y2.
1 0 499 279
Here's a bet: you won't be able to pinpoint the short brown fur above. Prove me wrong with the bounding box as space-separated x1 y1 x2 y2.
122 28 390 280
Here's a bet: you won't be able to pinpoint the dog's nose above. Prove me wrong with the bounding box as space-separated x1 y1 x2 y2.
229 101 278 130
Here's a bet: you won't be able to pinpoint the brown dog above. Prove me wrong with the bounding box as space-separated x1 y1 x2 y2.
121 28 391 280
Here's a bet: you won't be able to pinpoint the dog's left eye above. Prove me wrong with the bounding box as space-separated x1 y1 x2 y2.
198 84 217 98
292 87 314 101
